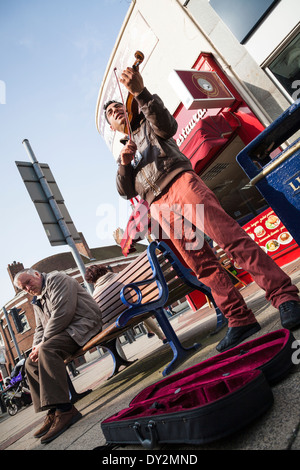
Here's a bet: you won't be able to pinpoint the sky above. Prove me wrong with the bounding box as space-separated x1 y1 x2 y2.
0 0 133 308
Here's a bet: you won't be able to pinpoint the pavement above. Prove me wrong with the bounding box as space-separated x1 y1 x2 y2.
0 256 300 454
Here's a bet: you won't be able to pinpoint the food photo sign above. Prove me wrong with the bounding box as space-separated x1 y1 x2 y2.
241 207 299 268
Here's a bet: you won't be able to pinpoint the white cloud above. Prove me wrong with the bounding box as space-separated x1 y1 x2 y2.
72 24 104 59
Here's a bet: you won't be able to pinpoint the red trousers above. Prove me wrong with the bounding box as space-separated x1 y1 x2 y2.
151 171 299 327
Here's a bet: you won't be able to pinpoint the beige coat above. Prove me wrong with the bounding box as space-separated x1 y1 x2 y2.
32 271 102 347
93 272 116 296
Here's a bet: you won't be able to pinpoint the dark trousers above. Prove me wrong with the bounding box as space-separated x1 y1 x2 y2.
25 331 79 412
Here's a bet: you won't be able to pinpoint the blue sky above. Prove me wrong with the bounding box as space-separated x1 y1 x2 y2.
0 0 132 307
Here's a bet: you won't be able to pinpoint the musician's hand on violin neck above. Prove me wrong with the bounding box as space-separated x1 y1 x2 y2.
120 67 144 97
120 139 137 165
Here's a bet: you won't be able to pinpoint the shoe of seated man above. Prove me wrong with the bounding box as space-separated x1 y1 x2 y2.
279 301 300 330
33 410 55 438
41 405 82 444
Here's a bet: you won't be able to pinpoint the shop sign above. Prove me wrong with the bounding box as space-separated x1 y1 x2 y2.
176 108 207 147
287 173 300 194
242 208 298 266
169 70 235 110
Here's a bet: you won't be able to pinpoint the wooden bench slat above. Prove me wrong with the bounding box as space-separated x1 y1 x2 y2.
95 256 175 326
66 241 224 378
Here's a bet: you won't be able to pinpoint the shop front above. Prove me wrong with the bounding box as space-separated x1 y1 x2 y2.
169 52 299 309
171 52 267 227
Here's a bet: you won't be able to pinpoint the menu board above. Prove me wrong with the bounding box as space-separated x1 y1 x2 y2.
243 208 295 257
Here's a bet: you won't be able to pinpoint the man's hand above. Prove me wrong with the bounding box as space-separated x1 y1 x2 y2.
29 344 42 362
120 139 137 166
119 67 144 97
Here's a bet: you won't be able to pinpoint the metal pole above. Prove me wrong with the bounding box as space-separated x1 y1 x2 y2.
249 140 300 186
22 139 93 295
2 307 22 361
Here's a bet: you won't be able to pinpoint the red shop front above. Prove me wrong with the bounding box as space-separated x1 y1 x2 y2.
171 52 299 311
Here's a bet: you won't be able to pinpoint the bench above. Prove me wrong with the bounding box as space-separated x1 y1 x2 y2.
66 240 226 399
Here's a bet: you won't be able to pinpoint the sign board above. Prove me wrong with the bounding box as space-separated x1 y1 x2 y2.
16 161 81 246
169 69 235 110
242 207 299 267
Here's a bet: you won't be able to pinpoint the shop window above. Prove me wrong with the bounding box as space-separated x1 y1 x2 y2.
209 0 278 43
20 311 30 333
15 310 30 334
266 31 300 101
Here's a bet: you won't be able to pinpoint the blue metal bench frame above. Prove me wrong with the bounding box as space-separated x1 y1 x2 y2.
117 241 226 376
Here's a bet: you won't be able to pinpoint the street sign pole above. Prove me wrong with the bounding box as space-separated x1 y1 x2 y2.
21 139 93 295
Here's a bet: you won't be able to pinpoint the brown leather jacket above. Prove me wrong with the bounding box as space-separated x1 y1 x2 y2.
116 88 192 205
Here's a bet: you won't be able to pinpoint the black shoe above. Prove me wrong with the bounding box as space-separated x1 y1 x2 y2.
279 301 300 330
216 322 261 353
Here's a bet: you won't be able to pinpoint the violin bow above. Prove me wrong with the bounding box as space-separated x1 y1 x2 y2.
113 67 133 140
113 51 144 140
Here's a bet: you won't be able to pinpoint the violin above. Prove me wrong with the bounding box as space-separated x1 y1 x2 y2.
125 50 144 126
113 50 144 138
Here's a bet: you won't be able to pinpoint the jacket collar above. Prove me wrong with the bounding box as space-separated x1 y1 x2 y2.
31 273 46 306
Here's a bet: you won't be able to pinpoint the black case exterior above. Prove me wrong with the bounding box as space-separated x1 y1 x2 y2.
102 370 272 448
101 329 295 449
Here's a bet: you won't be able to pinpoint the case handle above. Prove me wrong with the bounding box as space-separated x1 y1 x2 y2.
133 421 157 449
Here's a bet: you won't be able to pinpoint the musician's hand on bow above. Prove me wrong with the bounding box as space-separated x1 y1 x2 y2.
119 67 144 97
120 139 137 166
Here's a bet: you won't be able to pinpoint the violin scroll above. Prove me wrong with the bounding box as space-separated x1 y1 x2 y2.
132 51 144 70
125 50 145 132
112 50 145 138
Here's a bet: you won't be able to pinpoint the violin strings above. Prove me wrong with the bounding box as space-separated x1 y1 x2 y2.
113 67 133 140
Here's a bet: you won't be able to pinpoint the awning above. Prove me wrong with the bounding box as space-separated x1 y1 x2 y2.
180 113 240 173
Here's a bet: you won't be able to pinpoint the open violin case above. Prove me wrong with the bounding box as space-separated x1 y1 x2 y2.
101 329 296 449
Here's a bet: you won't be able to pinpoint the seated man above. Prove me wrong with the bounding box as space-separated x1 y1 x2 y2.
14 268 103 444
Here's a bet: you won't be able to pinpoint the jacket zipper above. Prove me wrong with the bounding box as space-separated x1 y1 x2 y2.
141 168 161 197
